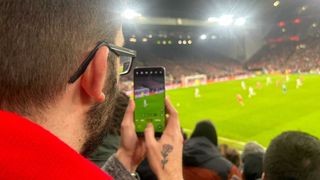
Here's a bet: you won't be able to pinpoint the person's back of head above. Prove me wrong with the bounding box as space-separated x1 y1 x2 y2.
0 0 120 116
264 131 320 180
190 120 218 146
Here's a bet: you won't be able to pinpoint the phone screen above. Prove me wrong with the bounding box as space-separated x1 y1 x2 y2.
134 67 165 136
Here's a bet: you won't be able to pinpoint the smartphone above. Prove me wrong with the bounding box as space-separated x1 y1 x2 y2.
134 67 166 137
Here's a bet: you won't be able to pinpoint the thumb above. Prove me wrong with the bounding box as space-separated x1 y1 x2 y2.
144 123 156 146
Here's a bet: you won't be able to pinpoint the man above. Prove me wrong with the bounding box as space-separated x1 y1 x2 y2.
282 83 287 94
236 94 245 106
296 77 303 89
241 81 247 90
183 120 241 180
248 86 256 98
241 142 265 180
264 131 320 180
0 1 183 179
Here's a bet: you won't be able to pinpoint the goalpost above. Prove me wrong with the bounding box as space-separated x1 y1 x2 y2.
182 74 208 87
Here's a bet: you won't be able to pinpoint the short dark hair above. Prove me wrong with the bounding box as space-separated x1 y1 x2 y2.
0 0 120 116
264 131 320 180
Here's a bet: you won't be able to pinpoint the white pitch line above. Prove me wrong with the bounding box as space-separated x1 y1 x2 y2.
218 137 246 146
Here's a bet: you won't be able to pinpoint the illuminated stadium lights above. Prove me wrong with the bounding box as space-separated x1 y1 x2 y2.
301 6 307 11
148 34 153 38
282 28 286 32
178 40 182 44
200 34 207 40
162 40 167 45
142 38 148 42
234 17 246 26
121 9 142 20
156 40 161 45
218 15 234 26
168 40 172 45
312 23 317 28
129 37 137 43
182 40 187 45
188 40 192 45
208 17 219 23
273 1 280 7
211 35 217 39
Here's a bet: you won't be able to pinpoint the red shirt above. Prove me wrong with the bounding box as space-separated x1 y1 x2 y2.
0 111 112 180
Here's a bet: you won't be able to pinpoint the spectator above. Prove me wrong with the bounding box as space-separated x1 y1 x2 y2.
0 1 183 180
88 91 129 167
241 142 265 180
264 131 320 180
183 120 241 180
225 147 241 168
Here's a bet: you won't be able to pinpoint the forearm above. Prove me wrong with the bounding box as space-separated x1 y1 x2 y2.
101 154 136 180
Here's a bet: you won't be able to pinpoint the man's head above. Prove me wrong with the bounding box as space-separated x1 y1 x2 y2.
264 131 320 180
190 120 218 146
242 142 265 180
0 1 123 155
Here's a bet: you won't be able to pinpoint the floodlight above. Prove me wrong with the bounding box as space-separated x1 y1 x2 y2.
129 37 136 43
200 34 207 40
273 1 280 7
219 15 234 26
234 17 246 26
121 9 142 20
208 17 219 23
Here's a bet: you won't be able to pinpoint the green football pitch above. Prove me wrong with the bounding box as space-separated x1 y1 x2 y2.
167 74 320 149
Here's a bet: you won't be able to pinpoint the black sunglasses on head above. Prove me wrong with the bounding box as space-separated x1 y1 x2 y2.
68 40 136 83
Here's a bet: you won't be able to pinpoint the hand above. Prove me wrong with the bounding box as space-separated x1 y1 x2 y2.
116 99 146 172
144 97 184 180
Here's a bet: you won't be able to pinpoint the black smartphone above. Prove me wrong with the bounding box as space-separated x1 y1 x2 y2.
134 67 166 137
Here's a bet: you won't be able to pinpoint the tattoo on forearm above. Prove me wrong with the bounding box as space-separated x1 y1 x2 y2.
161 144 173 169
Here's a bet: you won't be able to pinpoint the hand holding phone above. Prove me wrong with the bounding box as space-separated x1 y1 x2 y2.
144 98 184 180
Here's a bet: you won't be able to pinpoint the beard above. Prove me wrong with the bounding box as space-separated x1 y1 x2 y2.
80 54 118 157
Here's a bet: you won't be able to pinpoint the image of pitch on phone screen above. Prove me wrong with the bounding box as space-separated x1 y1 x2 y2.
134 67 165 136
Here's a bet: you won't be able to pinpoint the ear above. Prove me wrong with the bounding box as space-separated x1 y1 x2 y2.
80 46 109 103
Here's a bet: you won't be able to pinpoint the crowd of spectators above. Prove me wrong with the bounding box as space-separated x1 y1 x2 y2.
90 93 320 180
247 37 320 73
125 36 320 82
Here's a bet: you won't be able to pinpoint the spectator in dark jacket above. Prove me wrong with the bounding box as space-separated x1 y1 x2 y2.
88 92 129 167
241 142 265 180
263 131 320 180
183 120 241 180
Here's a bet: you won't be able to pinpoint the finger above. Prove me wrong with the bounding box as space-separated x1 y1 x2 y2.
121 99 135 130
144 123 156 146
165 97 178 117
165 97 180 130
